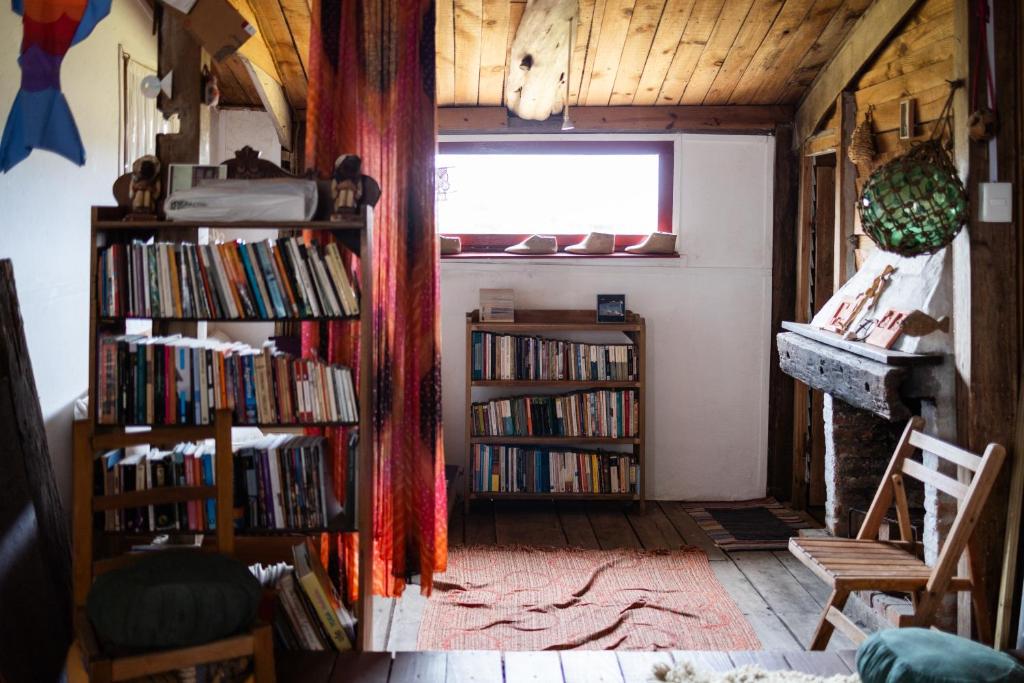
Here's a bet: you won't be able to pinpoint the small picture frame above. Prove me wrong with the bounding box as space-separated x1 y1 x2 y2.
596 294 626 323
899 98 916 140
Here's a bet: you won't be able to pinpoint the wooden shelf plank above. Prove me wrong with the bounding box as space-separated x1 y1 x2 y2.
469 492 638 501
99 315 360 324
92 205 366 232
780 321 943 366
467 308 642 332
471 380 639 388
470 436 639 445
93 486 218 511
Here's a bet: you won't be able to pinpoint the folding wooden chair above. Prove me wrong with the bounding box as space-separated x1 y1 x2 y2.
789 416 1006 650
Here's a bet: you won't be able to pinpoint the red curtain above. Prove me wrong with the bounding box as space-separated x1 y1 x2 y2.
304 0 447 599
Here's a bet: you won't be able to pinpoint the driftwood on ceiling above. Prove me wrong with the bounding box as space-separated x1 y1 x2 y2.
505 0 578 121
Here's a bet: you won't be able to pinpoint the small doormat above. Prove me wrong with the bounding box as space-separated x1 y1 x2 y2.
682 498 813 551
417 545 761 651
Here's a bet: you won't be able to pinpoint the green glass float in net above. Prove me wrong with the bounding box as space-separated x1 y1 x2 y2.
858 139 967 256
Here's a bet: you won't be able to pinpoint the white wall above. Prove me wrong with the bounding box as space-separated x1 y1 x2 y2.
0 0 157 505
440 134 775 501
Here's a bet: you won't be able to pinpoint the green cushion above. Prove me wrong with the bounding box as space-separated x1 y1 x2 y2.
86 551 261 652
857 628 1024 683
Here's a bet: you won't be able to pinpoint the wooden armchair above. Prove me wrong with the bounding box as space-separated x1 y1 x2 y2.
788 416 1006 650
71 415 275 682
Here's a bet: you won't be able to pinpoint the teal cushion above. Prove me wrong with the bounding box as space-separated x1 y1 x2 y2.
86 551 261 652
858 628 1024 683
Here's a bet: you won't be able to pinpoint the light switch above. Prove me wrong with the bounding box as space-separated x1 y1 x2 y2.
980 182 1013 223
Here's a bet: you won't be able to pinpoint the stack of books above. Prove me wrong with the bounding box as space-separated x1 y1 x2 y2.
471 445 638 494
97 237 358 319
233 435 337 531
471 389 639 438
471 332 638 381
96 335 358 426
96 443 218 532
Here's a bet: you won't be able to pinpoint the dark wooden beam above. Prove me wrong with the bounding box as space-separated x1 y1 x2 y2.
439 106 794 134
767 123 798 502
793 0 922 148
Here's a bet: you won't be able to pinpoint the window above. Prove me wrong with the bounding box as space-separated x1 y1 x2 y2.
437 140 673 253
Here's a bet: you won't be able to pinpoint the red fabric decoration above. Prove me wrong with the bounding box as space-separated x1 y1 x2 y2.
304 0 447 600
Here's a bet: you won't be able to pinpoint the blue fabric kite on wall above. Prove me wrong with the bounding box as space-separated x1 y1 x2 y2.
0 0 112 172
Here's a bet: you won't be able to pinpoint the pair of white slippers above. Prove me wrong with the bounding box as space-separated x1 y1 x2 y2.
505 232 676 255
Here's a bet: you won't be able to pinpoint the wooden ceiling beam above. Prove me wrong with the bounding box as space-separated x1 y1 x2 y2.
240 0 307 111
223 0 282 85
438 104 793 133
792 0 923 148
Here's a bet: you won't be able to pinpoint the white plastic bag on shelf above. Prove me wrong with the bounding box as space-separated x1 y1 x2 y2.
164 178 319 222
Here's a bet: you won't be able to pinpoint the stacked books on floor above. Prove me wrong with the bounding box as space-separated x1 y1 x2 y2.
471 444 638 494
233 434 344 531
97 237 359 319
96 335 358 426
250 543 356 651
471 389 639 438
471 332 638 381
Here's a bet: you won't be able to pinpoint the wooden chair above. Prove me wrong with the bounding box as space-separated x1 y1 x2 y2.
71 414 276 682
789 416 1006 650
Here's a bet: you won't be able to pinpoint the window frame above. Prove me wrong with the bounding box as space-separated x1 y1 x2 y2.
437 139 675 254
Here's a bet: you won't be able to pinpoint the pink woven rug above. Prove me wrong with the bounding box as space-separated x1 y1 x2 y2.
417 546 761 651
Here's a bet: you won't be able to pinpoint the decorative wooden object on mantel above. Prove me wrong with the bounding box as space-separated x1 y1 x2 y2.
77 150 378 652
464 309 646 512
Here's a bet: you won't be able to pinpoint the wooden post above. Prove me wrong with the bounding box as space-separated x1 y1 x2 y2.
790 155 815 509
834 91 858 291
214 410 234 556
357 207 376 651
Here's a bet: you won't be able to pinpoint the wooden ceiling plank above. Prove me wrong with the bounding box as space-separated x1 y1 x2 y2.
454 0 484 105
608 0 669 106
632 0 696 105
584 0 639 106
437 0 457 106
656 0 726 105
278 0 311 78
857 13 953 89
224 53 263 107
745 0 839 104
731 0 833 104
702 0 786 104
577 0 609 105
679 0 755 105
776 0 872 104
793 0 923 147
224 0 282 84
477 0 511 105
569 0 596 104
212 59 249 107
245 0 306 110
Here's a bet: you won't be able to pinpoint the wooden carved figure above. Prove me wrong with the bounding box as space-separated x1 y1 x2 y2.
331 154 363 218
129 155 161 215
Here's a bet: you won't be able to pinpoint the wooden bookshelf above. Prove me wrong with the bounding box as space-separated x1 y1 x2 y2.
464 309 646 511
75 197 377 651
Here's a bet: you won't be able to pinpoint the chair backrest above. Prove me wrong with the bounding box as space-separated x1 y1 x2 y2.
857 416 1006 594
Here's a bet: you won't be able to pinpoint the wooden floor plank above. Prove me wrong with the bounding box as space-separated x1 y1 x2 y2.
557 501 601 549
445 651 503 683
464 501 497 545
728 651 789 670
389 651 447 682
731 551 855 651
773 550 833 605
329 652 391 683
837 650 859 674
386 589 429 651
616 652 673 683
372 597 396 651
671 651 733 672
709 561 803 650
560 650 624 683
504 651 563 683
658 502 727 560
495 501 567 547
275 651 337 683
586 502 642 549
625 504 685 550
783 651 854 676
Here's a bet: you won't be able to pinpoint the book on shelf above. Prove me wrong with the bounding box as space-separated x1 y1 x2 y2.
292 541 355 650
471 389 639 438
471 445 638 495
96 334 358 426
97 237 359 319
471 332 638 381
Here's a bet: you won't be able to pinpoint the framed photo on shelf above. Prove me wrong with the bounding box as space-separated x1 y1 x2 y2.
596 294 626 323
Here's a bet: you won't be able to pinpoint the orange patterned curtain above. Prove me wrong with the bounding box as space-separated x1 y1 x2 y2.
303 0 447 599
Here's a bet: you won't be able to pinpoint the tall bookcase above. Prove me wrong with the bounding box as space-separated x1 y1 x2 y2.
464 309 646 512
73 202 377 651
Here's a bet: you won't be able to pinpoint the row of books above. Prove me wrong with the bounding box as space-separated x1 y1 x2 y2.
95 435 341 533
250 543 356 651
471 390 639 438
97 335 358 426
97 237 359 319
471 445 639 494
471 332 638 381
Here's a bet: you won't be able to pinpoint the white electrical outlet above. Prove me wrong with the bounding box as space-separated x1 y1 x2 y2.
980 182 1013 223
